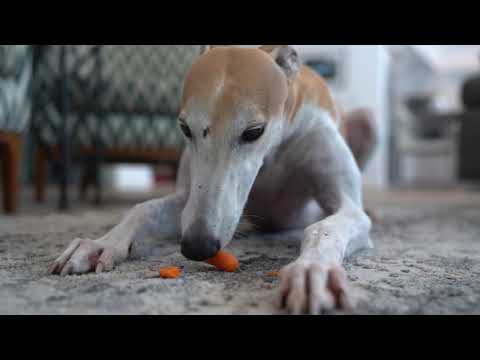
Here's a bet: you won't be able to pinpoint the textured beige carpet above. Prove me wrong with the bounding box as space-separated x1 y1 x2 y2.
1 187 480 315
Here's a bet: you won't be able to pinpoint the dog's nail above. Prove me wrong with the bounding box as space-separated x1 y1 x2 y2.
48 263 58 274
96 262 105 274
60 264 73 277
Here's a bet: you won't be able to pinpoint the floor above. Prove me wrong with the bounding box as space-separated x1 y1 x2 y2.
1 185 480 315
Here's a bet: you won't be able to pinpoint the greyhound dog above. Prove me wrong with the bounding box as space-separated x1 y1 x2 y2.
49 45 377 315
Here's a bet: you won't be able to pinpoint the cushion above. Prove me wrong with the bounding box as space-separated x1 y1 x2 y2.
36 45 201 114
32 45 199 148
0 45 32 133
35 110 184 149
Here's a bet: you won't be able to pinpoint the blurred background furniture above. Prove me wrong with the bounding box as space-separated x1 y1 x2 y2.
31 45 201 210
459 73 480 181
0 45 32 214
396 67 480 187
396 94 460 187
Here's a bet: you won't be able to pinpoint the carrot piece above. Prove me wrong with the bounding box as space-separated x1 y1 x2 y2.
265 271 280 278
159 266 182 279
206 251 240 273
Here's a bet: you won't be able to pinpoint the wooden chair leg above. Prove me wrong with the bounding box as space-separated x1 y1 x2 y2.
0 132 21 214
79 164 90 201
79 160 95 201
89 140 104 207
58 140 71 211
35 145 48 203
93 150 104 206
93 162 103 206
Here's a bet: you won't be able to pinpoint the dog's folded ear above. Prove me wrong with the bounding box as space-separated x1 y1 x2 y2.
260 45 300 79
200 45 211 55
199 45 230 55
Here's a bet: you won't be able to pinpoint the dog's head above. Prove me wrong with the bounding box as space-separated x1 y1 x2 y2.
178 45 301 261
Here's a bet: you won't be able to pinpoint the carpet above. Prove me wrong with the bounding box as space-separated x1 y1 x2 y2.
1 188 480 315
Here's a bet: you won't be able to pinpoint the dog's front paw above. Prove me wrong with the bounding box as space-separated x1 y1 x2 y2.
49 238 129 276
276 260 352 315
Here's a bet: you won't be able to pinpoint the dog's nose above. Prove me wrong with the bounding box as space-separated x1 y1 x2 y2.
181 222 221 261
181 235 221 261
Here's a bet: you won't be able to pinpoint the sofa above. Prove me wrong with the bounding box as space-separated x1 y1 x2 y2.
31 45 200 209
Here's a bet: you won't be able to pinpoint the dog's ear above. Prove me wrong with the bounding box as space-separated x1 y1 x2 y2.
200 45 212 55
260 45 300 79
199 45 230 55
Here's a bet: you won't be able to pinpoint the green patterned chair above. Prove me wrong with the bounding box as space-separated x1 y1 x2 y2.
0 45 32 213
32 45 201 209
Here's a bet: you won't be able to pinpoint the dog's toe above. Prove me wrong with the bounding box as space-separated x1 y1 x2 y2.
277 261 353 315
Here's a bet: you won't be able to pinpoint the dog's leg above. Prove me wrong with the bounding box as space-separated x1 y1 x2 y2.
277 197 371 314
277 113 372 315
48 192 187 276
49 153 191 276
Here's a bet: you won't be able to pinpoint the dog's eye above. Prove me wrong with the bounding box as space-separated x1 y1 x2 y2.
242 125 265 143
180 123 193 139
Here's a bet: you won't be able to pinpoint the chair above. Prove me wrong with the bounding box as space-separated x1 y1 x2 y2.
31 45 201 209
0 45 32 214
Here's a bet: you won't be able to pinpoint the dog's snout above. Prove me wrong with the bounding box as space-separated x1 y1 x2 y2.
181 221 220 261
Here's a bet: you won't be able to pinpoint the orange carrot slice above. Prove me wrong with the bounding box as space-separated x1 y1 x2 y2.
206 251 240 273
159 266 182 279
265 271 280 278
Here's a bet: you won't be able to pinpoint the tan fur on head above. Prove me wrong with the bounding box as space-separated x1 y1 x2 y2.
182 47 290 133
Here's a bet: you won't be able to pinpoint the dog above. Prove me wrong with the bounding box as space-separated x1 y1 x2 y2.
49 45 377 315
